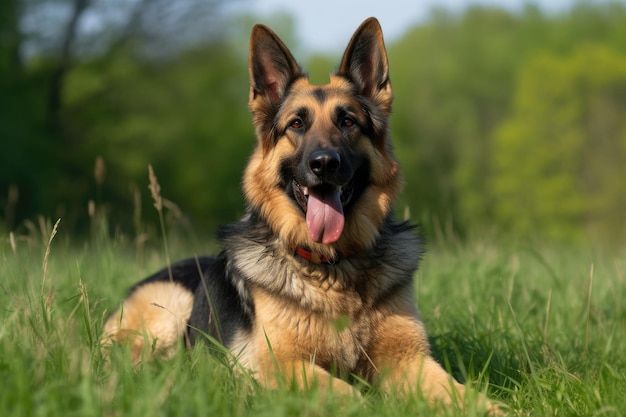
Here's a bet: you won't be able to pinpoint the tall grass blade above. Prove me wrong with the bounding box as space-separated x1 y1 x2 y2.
148 165 173 281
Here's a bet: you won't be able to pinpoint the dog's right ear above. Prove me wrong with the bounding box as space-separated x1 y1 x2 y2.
249 24 302 105
248 24 303 152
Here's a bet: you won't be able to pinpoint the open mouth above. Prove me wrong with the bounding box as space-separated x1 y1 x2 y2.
292 179 354 244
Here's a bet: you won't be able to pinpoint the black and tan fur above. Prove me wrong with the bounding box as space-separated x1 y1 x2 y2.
102 18 501 414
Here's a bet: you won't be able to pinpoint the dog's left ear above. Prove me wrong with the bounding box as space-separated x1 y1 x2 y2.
337 17 392 113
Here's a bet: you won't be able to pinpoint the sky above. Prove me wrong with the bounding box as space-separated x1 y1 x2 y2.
232 0 584 53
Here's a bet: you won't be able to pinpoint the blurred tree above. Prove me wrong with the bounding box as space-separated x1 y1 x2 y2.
2 0 626 244
0 0 55 231
491 45 626 240
63 44 251 234
388 2 626 241
0 0 248 234
389 6 531 236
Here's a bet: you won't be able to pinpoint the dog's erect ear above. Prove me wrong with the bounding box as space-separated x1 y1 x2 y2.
337 18 392 111
249 24 302 104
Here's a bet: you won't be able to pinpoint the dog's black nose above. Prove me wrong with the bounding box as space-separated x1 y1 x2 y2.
309 149 341 177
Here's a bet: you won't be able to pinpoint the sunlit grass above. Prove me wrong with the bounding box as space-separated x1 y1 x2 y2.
1 216 624 416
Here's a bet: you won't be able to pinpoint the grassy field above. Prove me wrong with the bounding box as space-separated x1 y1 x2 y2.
1 220 625 416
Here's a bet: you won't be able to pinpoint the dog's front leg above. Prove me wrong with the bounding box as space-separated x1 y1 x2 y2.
255 357 357 397
382 357 504 416
379 353 469 406
368 313 503 415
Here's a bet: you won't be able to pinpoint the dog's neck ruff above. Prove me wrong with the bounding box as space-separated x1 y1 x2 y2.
291 246 354 265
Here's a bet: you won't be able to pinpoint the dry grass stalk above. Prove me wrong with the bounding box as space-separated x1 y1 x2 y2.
94 156 106 187
9 231 16 253
42 218 61 293
147 165 172 280
148 165 163 211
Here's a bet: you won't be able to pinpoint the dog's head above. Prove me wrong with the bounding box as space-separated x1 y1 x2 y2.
243 18 402 260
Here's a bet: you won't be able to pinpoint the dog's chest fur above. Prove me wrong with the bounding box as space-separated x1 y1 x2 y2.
220 214 422 373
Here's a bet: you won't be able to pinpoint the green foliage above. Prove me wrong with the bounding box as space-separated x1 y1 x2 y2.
387 2 626 241
389 6 532 237
491 45 626 240
2 1 626 243
64 45 252 233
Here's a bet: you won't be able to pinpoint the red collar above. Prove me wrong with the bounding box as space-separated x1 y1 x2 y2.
292 246 354 265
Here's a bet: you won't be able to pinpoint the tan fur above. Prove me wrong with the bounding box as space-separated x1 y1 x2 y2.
103 18 503 416
102 281 194 363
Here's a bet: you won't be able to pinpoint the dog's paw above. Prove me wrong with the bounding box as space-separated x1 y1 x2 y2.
484 399 508 416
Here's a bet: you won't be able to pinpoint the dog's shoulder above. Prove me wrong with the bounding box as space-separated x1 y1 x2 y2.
216 211 422 308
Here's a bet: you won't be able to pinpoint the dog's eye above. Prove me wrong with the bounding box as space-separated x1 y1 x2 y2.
341 117 355 128
290 118 304 130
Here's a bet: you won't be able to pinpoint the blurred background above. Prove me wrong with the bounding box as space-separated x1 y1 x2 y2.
1 0 625 245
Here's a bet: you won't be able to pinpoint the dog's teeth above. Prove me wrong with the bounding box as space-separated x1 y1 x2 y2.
303 187 309 196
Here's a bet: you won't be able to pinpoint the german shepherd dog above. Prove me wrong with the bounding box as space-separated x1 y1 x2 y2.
103 17 501 414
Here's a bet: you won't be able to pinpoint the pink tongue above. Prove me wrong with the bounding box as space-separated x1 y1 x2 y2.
306 187 345 244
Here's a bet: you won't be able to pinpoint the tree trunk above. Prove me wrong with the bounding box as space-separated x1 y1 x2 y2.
47 0 89 128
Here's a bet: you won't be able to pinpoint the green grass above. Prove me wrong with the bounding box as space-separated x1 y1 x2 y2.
1 224 625 416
